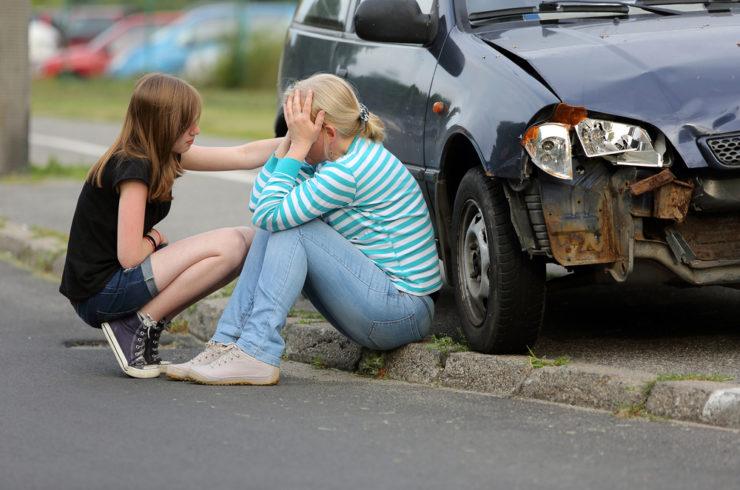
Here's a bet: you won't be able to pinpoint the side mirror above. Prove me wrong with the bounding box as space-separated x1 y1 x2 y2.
355 0 438 45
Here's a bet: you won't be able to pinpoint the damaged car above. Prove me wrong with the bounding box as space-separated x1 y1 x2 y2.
277 0 740 353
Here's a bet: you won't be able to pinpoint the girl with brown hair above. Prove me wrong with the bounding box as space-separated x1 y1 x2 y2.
59 73 279 379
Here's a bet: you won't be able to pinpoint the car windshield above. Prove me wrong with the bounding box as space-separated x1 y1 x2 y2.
465 0 738 24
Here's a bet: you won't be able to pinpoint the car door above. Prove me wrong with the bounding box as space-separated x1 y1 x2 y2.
279 0 353 95
332 0 441 173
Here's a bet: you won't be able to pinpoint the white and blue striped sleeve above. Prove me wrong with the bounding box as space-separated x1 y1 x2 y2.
248 153 279 213
252 157 356 231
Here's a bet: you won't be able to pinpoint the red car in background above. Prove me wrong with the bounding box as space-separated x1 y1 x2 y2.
41 12 181 78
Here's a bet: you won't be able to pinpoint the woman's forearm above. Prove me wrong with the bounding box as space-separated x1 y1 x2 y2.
182 138 283 171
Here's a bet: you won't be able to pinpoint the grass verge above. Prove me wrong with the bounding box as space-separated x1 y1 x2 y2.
358 351 386 378
0 159 90 183
527 347 570 369
32 78 278 140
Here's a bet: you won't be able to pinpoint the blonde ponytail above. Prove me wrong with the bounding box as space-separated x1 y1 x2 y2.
360 111 385 142
285 73 385 142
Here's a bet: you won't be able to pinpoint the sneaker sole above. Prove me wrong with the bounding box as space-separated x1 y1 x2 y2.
101 322 161 379
189 373 280 386
165 365 191 382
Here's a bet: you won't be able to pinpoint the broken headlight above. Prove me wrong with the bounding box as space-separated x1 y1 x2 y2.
575 118 664 167
521 123 573 180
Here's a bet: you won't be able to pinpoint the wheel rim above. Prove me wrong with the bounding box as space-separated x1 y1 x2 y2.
458 199 490 326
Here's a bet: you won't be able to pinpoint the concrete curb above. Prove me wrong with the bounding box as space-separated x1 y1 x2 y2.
517 363 655 412
647 381 740 427
0 221 66 276
2 217 739 430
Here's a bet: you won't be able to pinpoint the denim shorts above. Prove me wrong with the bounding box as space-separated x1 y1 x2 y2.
72 256 159 328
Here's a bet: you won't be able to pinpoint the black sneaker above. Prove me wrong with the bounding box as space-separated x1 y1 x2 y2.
144 318 170 366
101 313 161 379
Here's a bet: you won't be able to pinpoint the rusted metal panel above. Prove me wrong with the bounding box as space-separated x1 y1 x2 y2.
654 180 694 222
629 168 676 196
628 168 694 222
539 167 619 266
672 214 740 263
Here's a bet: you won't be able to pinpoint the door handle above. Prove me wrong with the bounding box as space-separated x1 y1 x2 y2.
335 66 348 78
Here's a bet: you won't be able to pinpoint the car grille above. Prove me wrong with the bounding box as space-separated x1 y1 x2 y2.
707 134 740 167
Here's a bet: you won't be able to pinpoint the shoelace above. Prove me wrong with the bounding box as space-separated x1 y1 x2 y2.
212 346 241 367
146 320 168 364
131 327 147 367
192 342 232 364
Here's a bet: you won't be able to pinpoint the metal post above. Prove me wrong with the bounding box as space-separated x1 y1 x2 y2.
0 0 31 174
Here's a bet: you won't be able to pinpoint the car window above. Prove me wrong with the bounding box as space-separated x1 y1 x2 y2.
295 0 352 30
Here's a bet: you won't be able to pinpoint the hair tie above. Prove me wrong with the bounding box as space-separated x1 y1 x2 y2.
359 104 369 123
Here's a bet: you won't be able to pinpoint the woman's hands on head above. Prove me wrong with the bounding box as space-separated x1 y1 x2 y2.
284 89 325 162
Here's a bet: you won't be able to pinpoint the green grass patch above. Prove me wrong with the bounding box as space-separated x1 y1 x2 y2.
0 159 90 183
614 380 657 420
0 216 6 229
288 308 325 325
0 250 59 283
527 347 570 369
32 78 278 140
311 356 328 369
425 335 468 356
358 351 386 378
656 373 734 383
168 319 190 335
30 225 69 243
209 279 238 299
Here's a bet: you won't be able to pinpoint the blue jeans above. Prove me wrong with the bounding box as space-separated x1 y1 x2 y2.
72 256 158 328
212 220 435 366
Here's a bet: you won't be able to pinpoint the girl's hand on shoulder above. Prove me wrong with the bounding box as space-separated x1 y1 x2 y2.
284 89 325 158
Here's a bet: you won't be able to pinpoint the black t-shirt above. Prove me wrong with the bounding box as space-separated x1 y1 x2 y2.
59 155 170 302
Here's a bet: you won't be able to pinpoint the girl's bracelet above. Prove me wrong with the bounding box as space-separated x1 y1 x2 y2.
144 234 157 250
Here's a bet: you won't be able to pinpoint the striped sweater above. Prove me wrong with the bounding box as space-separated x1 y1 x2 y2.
249 136 442 296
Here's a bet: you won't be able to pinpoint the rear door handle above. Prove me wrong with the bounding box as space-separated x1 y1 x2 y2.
335 66 348 78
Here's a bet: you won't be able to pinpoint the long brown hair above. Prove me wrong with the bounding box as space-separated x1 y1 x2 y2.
87 73 202 201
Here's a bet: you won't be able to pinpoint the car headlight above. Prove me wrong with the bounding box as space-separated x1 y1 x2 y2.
522 123 573 180
575 118 663 167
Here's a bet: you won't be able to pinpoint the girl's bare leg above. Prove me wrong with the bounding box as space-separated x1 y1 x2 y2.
140 226 254 321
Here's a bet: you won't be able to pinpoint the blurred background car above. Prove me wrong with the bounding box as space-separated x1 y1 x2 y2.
107 2 294 79
51 5 130 47
40 12 182 78
29 17 62 75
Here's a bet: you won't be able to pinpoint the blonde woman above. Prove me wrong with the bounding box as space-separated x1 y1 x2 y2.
60 73 279 378
170 73 443 385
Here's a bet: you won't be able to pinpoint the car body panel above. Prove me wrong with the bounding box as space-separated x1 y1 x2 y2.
475 12 740 169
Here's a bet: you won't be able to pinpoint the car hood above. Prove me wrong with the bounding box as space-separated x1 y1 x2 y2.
477 13 740 168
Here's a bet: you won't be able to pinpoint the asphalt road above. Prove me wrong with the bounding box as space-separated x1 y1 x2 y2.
1 260 739 490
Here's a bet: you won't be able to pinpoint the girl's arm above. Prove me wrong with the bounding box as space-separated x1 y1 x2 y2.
181 138 284 171
117 181 158 268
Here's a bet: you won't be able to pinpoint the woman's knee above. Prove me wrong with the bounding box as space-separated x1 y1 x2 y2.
218 227 251 265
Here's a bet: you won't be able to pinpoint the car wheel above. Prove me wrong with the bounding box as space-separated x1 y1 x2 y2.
451 167 545 354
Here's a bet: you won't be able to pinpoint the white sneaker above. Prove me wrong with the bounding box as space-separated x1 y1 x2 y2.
165 341 233 381
188 347 280 386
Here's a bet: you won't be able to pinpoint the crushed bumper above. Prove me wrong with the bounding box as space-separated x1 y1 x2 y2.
533 162 740 285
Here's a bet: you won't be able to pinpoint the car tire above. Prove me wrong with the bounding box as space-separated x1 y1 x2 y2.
450 167 545 354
